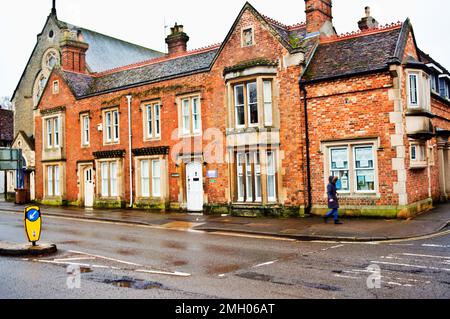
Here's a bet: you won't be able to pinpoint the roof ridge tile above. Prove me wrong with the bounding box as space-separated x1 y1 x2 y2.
321 22 403 44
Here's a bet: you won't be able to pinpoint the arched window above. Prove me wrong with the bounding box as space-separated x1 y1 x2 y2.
42 48 60 71
33 72 48 106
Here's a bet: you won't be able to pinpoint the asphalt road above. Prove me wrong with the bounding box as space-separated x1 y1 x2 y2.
0 210 449 299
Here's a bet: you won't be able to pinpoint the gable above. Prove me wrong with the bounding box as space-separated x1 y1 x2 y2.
36 68 76 109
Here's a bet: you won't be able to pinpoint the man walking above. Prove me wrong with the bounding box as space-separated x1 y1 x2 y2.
324 176 343 225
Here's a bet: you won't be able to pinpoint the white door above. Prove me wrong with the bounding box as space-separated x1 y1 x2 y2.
84 167 94 208
186 162 204 212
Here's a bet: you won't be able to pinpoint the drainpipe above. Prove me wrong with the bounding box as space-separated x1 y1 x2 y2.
126 95 133 208
299 80 313 215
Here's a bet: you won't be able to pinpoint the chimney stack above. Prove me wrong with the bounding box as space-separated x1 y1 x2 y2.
358 7 379 31
60 29 89 73
165 23 189 56
304 0 334 35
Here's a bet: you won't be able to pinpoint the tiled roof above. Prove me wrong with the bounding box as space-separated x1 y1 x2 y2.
418 49 450 75
63 48 219 98
59 20 164 73
303 25 403 82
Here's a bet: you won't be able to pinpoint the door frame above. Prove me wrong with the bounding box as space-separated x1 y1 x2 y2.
78 162 95 207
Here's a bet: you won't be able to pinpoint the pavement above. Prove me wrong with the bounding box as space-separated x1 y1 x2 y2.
0 201 450 242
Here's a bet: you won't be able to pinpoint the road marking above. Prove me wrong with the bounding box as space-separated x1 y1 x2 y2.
68 250 143 267
209 231 296 242
422 244 450 248
402 253 450 260
135 269 191 277
34 260 91 267
252 260 278 268
370 260 450 272
53 257 96 262
334 274 360 280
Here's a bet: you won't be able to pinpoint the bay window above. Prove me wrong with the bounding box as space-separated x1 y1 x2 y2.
234 151 274 203
410 142 427 169
232 79 273 129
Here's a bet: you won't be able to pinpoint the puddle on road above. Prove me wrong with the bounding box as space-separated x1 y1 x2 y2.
98 277 165 290
208 264 241 275
163 241 187 250
237 272 341 291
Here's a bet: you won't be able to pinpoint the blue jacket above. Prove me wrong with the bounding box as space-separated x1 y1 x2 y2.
327 176 339 209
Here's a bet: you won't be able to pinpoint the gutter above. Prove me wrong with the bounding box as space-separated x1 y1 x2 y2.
126 95 133 208
299 79 312 215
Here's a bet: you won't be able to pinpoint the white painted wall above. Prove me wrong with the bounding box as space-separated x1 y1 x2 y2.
0 171 4 194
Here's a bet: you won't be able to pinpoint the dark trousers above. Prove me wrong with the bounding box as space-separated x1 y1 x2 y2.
326 208 339 222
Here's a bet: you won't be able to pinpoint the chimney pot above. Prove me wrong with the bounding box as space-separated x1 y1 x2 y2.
304 0 334 36
165 23 189 56
358 6 379 31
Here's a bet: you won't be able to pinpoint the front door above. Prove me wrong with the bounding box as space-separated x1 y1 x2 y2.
84 167 94 208
186 162 204 212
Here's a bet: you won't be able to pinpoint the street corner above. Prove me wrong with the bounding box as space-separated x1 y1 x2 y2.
0 241 57 257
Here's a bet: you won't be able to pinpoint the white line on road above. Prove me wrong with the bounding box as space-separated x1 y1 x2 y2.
135 269 191 277
53 257 96 262
252 260 278 268
68 250 143 267
422 244 450 248
370 261 450 272
334 274 360 280
402 253 450 260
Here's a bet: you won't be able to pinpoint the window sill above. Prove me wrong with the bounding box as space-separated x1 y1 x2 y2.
103 141 120 146
144 137 162 142
410 162 427 170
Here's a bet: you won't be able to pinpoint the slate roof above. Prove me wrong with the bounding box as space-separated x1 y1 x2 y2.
418 49 450 75
63 48 219 98
303 26 403 82
59 21 165 73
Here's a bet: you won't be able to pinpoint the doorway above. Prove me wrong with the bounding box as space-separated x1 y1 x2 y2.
83 166 94 208
186 162 204 212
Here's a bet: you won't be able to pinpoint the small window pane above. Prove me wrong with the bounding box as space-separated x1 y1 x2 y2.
54 166 60 196
355 147 374 169
237 153 245 201
235 85 245 126
54 118 59 147
47 166 53 196
101 163 109 197
409 74 418 105
331 148 349 170
247 82 258 125
47 119 53 147
182 99 190 134
267 151 277 201
263 80 273 126
147 106 152 137
113 111 119 141
192 98 200 133
110 162 118 197
356 170 375 191
152 160 161 197
106 112 112 141
155 104 161 136
141 160 150 197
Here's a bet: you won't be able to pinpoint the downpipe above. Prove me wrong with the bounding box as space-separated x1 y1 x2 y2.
299 79 312 215
126 95 133 208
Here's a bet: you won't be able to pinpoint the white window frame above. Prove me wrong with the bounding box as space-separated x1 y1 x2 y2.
353 145 376 194
246 81 259 127
46 165 60 197
152 160 161 197
81 114 90 146
266 151 277 202
52 80 59 94
179 94 202 137
104 109 119 144
410 142 427 168
323 140 379 196
329 147 351 194
144 102 161 140
236 153 245 202
45 116 60 149
138 158 163 198
100 160 119 198
408 73 420 108
263 80 273 127
140 160 150 197
234 84 245 128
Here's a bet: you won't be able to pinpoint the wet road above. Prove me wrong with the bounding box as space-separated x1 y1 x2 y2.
0 211 449 299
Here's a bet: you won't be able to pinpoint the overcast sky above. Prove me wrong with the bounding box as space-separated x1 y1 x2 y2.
0 0 449 98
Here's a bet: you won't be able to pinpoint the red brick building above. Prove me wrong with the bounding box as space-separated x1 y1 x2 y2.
34 1 450 218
